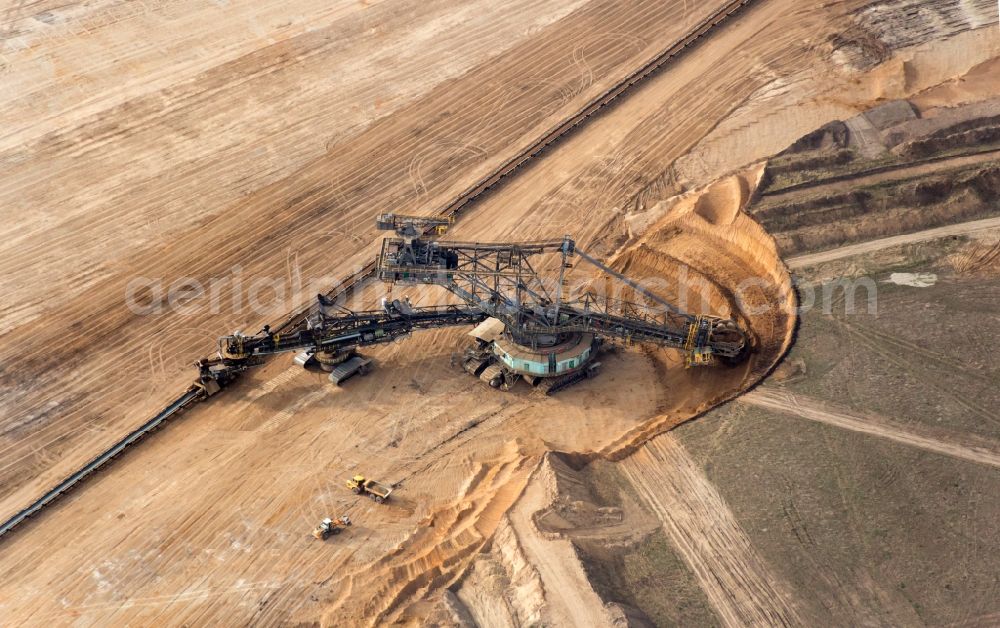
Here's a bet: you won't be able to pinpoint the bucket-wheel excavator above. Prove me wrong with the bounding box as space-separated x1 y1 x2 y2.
195 214 748 395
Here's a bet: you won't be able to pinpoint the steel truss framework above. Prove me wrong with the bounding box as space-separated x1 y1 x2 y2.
374 229 745 358
198 215 748 387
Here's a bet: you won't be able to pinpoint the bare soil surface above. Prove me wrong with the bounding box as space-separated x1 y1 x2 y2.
2 0 1000 625
763 148 1000 203
676 272 1000 626
752 90 1000 258
0 0 738 519
496 456 620 627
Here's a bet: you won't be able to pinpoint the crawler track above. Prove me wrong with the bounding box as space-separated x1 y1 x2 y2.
0 0 758 541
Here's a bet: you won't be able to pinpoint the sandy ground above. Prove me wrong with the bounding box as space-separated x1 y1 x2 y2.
0 0 591 328
1 0 999 625
499 458 617 627
0 0 736 519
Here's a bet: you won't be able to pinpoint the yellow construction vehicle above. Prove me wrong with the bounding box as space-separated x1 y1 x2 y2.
346 475 393 504
312 515 352 540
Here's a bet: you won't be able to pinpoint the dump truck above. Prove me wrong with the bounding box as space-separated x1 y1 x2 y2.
312 515 351 540
346 475 393 503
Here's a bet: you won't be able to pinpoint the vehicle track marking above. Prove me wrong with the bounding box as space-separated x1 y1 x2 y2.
742 388 1000 468
620 434 802 627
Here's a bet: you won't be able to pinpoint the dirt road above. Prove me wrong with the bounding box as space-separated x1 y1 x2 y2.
741 388 1000 469
764 148 1000 200
620 434 802 627
786 216 1000 269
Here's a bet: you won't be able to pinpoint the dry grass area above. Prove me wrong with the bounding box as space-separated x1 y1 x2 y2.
677 266 1000 625
1 0 999 625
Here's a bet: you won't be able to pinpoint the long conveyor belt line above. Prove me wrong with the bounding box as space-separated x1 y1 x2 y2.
0 0 759 541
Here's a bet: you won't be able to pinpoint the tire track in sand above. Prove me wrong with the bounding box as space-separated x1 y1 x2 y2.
741 388 1000 469
620 434 802 627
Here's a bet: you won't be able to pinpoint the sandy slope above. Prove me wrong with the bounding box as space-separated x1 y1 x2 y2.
504 459 618 627
452 455 620 627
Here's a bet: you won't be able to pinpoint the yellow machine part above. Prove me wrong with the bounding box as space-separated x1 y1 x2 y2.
683 316 715 368
219 337 250 360
683 318 701 351
686 348 714 368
